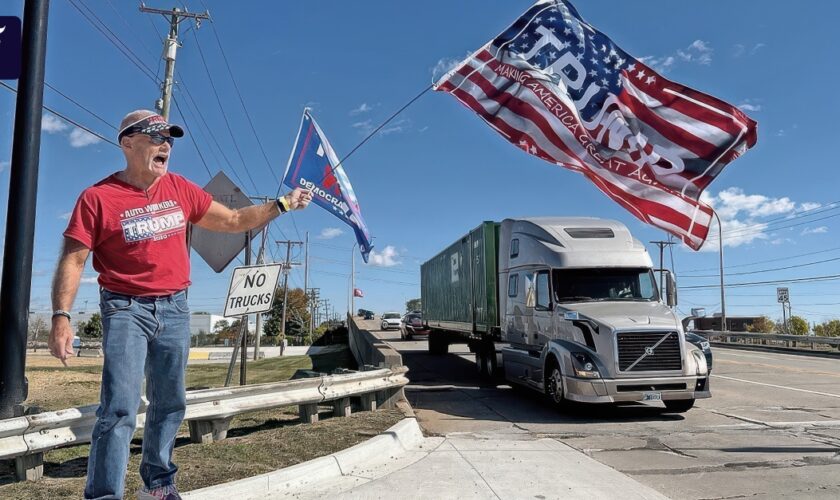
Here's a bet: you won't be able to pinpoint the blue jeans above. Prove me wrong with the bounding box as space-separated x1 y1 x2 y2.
84 289 191 499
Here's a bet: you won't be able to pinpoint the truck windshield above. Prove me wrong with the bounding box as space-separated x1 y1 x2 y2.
552 268 659 302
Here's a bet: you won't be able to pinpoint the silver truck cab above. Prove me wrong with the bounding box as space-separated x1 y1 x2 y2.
498 217 710 411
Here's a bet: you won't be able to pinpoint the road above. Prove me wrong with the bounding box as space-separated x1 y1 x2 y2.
363 320 840 499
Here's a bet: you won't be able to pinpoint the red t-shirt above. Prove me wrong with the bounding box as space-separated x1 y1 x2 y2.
64 172 213 296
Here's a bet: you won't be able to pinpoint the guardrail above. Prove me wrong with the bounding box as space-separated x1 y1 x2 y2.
692 330 840 351
0 367 408 481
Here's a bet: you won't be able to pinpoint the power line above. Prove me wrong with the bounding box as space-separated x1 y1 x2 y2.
683 245 840 273
0 82 119 147
68 0 158 84
681 273 840 290
681 256 840 279
44 82 116 130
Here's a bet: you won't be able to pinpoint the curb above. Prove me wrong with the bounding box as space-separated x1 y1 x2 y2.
713 342 840 359
181 417 423 500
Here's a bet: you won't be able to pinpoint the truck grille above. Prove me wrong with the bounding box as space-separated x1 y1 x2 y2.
617 332 682 372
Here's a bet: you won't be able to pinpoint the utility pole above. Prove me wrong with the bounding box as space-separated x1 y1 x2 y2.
139 3 209 120
0 0 51 420
649 240 675 301
253 227 267 360
276 240 303 341
308 287 320 341
304 232 310 337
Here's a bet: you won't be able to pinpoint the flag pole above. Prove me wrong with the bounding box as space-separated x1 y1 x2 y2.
349 243 357 317
712 210 727 331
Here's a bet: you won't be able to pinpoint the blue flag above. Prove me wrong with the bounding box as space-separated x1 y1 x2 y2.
282 109 373 262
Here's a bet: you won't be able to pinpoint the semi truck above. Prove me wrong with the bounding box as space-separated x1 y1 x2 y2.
420 217 710 412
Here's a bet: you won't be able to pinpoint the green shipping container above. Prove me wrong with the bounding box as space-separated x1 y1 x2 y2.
421 221 500 335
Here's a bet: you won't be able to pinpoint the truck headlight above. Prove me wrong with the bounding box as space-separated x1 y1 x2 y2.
571 352 601 379
691 349 708 376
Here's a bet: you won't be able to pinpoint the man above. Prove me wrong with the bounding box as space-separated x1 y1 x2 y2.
48 110 313 500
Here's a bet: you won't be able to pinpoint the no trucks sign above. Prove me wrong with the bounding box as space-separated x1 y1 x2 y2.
224 264 283 317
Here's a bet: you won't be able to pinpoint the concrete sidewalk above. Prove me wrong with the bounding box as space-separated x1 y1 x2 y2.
299 432 669 500
185 418 669 500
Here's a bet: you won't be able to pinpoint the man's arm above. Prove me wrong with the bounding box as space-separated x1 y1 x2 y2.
49 237 90 366
195 187 313 234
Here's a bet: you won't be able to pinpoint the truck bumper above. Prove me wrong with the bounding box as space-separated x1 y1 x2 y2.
563 374 711 404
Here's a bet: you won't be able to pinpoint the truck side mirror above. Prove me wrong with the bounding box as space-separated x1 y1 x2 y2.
665 272 678 307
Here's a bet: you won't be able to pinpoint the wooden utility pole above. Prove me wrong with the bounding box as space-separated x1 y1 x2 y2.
276 240 303 339
139 3 209 119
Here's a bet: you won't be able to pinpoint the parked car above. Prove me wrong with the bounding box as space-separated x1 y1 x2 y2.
380 312 402 330
685 332 713 371
400 312 430 340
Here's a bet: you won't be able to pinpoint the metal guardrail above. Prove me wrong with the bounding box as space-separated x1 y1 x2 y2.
0 367 408 477
692 330 840 350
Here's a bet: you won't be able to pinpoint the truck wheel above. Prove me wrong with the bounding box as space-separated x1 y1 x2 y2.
663 399 695 413
476 351 488 376
544 359 567 409
429 331 449 355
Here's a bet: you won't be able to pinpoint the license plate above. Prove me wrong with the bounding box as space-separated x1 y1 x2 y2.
643 392 662 401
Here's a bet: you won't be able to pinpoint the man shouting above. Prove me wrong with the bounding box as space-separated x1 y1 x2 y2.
49 110 312 499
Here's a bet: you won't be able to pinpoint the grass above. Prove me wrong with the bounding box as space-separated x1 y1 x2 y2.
23 353 319 411
0 408 404 499
0 346 405 498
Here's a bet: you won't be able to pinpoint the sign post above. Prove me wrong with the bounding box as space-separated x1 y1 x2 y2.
223 261 283 386
777 287 790 333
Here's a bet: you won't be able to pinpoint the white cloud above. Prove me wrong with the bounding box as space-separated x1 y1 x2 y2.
59 211 71 220
801 226 828 236
0 160 9 172
379 118 410 135
641 40 712 74
318 227 343 239
349 103 373 115
431 55 466 80
700 187 817 249
367 245 401 267
352 119 374 135
799 202 821 212
80 276 98 285
639 55 675 73
42 114 69 134
69 128 102 148
737 99 762 113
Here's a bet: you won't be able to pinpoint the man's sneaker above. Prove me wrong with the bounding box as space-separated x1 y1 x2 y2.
136 484 181 500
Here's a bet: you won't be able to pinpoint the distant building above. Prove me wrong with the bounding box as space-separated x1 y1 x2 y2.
31 311 260 337
685 314 762 332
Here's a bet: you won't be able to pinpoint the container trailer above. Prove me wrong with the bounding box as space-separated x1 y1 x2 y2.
420 217 710 412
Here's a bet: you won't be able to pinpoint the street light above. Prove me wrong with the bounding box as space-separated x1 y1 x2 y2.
712 211 727 332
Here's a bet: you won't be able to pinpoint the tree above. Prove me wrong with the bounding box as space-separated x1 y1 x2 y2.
213 319 230 335
406 298 421 313
216 318 242 344
263 286 310 339
787 316 809 336
28 316 49 343
746 316 775 333
82 313 103 339
814 320 840 337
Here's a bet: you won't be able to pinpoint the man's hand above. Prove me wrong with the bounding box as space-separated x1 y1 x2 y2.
285 187 313 210
49 317 75 366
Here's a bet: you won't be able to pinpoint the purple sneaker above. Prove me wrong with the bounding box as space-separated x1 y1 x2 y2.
136 484 181 500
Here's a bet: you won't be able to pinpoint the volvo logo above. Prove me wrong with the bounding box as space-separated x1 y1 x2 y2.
645 346 655 356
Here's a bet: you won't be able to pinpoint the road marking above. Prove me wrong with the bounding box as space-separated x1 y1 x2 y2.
712 374 840 399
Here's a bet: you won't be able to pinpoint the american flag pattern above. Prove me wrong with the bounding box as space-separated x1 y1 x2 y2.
435 0 757 250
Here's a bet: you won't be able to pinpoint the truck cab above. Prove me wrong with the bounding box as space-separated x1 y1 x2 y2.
497 218 709 412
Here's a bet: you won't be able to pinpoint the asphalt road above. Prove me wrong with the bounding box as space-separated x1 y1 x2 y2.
364 320 840 499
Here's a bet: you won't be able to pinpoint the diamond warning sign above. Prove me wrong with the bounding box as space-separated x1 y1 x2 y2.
223 264 283 317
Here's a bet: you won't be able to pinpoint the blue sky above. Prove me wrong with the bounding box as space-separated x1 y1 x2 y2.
2 0 839 326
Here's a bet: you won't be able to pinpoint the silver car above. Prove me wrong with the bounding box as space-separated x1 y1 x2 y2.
380 312 402 330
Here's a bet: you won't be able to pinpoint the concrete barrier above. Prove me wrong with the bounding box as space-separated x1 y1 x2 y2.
347 315 405 409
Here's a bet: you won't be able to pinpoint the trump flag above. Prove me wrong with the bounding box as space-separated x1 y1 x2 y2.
282 109 373 262
434 0 757 250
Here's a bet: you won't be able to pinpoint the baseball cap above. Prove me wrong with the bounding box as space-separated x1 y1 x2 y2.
117 110 185 143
